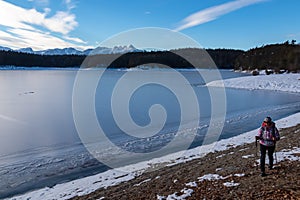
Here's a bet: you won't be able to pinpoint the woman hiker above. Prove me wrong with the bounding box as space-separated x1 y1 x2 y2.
256 117 280 177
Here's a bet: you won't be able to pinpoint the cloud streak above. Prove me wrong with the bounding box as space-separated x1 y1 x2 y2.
175 0 267 31
0 0 90 50
0 28 89 50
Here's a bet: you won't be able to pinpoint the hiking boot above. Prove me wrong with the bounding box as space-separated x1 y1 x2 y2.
261 172 267 177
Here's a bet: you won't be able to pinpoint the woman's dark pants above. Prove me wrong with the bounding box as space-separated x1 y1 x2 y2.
260 144 275 173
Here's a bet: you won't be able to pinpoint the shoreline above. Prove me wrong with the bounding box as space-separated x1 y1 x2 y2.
3 72 300 199
207 73 300 93
7 112 300 200
71 123 300 200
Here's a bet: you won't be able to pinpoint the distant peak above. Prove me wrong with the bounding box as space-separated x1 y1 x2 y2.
18 47 34 53
0 46 12 51
0 45 141 55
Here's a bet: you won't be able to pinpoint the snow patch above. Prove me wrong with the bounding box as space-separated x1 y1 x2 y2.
198 174 228 181
157 188 194 200
207 74 300 93
185 181 197 187
242 154 254 159
134 178 151 187
234 173 245 177
256 147 300 164
274 147 300 162
223 181 240 187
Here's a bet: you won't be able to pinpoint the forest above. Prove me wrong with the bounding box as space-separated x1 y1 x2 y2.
234 41 300 73
0 41 299 72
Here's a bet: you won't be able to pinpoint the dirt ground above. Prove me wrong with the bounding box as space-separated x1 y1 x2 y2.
70 124 300 200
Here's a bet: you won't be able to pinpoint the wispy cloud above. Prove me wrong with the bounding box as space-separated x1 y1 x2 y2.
64 0 76 10
0 0 90 50
28 0 49 7
175 0 267 31
0 28 89 50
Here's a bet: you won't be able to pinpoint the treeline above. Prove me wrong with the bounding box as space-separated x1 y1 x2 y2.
104 49 243 69
207 48 244 69
0 42 299 72
0 50 85 68
234 41 300 72
0 48 243 69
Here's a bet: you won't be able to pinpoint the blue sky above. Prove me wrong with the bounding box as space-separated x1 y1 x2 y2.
0 0 299 50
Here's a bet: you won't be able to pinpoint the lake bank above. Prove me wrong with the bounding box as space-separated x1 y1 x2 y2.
207 73 300 93
71 123 300 200
8 112 300 200
3 72 300 199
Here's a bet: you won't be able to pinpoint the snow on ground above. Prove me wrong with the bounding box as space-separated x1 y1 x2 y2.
223 181 240 187
7 73 300 200
157 172 245 198
185 181 197 187
255 147 300 164
242 154 254 159
157 146 300 199
207 73 300 93
157 188 194 200
198 174 228 181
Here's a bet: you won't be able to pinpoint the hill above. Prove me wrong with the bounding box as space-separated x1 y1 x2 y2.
234 41 300 73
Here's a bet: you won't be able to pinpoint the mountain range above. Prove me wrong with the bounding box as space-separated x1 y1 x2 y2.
0 45 141 55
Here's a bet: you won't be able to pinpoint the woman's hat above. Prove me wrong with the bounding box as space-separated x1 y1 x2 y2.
264 116 272 123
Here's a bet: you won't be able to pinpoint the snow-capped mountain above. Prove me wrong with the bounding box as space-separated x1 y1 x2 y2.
0 45 141 55
0 46 12 51
88 45 140 55
36 47 83 55
18 47 34 54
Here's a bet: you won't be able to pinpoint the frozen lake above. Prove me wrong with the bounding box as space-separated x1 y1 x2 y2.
0 69 299 198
